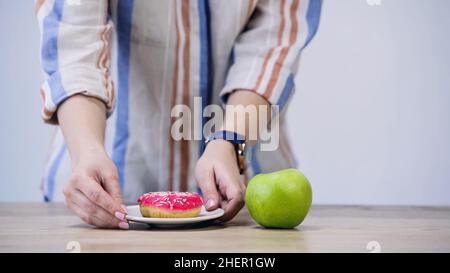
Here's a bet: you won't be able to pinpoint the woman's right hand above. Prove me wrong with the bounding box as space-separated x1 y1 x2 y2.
63 147 129 229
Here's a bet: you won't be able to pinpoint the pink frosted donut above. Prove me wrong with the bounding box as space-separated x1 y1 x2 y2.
138 192 203 218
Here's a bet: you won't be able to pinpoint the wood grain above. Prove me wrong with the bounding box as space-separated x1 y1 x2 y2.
0 203 449 252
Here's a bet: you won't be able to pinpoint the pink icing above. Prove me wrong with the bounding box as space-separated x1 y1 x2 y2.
138 192 203 211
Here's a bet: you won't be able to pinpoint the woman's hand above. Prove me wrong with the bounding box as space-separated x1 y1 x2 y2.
195 90 270 222
195 139 246 222
57 95 127 229
63 147 128 229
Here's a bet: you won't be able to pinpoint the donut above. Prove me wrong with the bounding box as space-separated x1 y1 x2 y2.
138 192 203 218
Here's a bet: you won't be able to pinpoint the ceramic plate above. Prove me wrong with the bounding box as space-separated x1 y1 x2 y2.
125 205 224 225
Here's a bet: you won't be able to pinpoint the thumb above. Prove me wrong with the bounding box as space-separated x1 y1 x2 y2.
197 169 220 211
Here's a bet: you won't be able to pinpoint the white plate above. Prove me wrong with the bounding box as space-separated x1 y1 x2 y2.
125 205 224 225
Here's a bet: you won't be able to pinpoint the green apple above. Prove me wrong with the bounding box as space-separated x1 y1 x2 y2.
245 168 312 228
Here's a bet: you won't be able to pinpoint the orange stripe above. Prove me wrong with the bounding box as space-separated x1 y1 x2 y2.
179 0 191 192
106 27 113 108
97 24 114 110
35 0 45 15
168 1 181 192
98 2 110 70
97 26 108 69
277 0 287 46
263 0 300 99
253 0 286 92
104 27 112 69
102 26 113 108
99 26 108 97
99 2 111 70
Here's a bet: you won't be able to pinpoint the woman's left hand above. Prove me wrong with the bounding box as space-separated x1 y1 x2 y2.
195 139 246 222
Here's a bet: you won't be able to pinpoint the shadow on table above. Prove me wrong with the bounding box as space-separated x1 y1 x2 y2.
69 220 226 232
128 220 227 231
251 225 321 232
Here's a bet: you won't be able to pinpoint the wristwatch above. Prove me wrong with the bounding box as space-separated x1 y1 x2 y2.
204 130 246 174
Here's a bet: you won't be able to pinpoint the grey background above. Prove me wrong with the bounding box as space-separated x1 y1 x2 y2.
1 0 449 205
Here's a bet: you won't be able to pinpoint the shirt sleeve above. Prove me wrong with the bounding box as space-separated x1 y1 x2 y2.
220 0 322 112
36 0 115 124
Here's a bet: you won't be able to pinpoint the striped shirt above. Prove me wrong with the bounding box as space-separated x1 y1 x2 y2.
36 0 322 203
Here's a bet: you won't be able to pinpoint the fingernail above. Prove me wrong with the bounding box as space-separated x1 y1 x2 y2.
118 221 129 230
206 199 215 209
121 205 128 214
115 211 125 221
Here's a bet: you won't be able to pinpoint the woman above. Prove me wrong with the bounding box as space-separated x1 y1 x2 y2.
36 0 321 229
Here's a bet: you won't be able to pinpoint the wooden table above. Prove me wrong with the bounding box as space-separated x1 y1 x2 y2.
0 203 449 252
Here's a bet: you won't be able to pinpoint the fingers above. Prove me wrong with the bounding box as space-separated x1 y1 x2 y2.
64 182 129 229
76 176 126 217
68 200 117 228
219 190 245 222
216 170 245 222
196 166 220 211
71 189 124 229
195 154 245 220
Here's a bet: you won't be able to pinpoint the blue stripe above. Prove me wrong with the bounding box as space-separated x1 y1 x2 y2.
45 143 66 202
276 74 295 111
48 72 67 105
112 0 134 191
302 0 322 50
198 0 212 156
251 145 262 175
41 0 66 104
229 47 235 65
